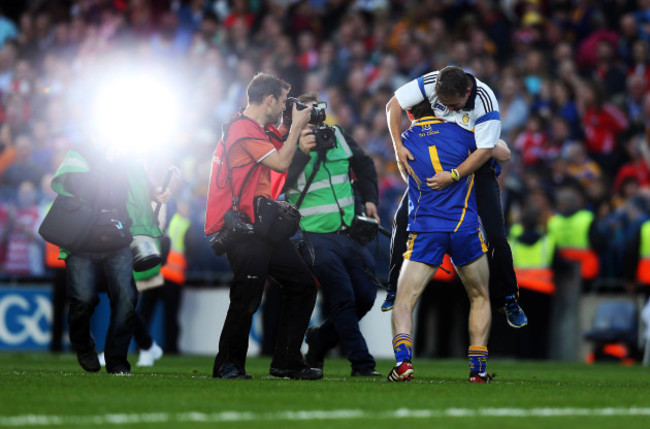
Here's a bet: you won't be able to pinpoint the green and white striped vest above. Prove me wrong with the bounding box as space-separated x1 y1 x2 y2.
286 127 355 233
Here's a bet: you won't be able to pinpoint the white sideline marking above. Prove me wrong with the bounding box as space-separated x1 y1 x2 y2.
1 408 650 426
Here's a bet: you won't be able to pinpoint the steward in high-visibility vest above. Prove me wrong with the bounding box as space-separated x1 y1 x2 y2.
42 201 66 269
635 220 650 285
160 212 190 285
547 209 598 280
509 226 556 295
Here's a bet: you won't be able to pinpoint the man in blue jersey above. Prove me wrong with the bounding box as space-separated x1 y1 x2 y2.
384 65 527 330
387 100 508 383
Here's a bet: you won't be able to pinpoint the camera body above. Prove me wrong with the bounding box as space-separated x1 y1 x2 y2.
312 125 337 151
285 97 326 125
284 97 337 152
209 209 255 255
348 214 379 245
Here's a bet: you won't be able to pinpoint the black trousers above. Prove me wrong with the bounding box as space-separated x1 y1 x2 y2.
212 233 318 376
139 280 182 353
388 168 518 308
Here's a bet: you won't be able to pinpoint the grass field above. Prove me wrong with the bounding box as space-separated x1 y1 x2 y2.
0 353 649 429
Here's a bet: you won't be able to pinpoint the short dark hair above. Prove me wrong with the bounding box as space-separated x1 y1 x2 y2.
408 99 434 120
247 73 291 104
435 66 469 98
297 91 320 105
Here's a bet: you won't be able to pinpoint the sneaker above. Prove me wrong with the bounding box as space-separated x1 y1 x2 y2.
351 368 382 377
381 292 396 312
386 359 413 382
269 366 323 380
468 372 493 383
136 342 163 367
500 294 528 328
304 326 324 370
98 352 106 367
218 362 252 379
76 349 101 372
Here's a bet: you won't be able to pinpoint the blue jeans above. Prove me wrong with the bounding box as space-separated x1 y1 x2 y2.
306 232 378 371
66 246 137 372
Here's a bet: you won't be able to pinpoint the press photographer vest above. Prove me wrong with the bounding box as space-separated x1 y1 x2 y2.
286 127 355 233
205 115 276 235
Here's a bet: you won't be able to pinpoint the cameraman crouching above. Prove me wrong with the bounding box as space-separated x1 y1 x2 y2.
205 73 321 380
284 92 381 377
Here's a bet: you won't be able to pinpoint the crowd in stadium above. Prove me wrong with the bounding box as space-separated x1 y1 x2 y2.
0 0 649 295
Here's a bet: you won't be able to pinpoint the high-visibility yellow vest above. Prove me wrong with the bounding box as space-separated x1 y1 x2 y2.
636 220 650 285
547 210 599 280
509 230 556 294
160 213 190 285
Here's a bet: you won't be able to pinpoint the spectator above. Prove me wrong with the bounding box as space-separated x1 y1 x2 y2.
497 70 529 142
576 79 629 176
3 180 43 276
565 141 602 189
2 133 44 189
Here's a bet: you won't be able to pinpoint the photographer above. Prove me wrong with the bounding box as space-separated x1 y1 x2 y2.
284 92 381 377
204 73 321 380
47 144 164 375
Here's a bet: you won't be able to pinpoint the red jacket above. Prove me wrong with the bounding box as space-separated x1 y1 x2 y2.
583 104 628 155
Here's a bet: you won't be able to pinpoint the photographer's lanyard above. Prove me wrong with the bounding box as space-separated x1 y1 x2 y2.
295 150 327 209
216 115 262 210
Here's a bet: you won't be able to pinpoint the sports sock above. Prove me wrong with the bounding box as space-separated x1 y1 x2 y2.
392 333 413 364
468 345 488 374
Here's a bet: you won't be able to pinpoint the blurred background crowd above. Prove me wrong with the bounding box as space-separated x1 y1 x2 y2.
1 0 650 296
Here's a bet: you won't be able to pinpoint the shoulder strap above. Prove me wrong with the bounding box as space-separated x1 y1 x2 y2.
295 150 326 209
216 114 264 210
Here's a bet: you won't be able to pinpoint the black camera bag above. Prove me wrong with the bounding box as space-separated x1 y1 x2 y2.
209 209 254 255
254 196 301 243
81 209 133 252
38 195 96 252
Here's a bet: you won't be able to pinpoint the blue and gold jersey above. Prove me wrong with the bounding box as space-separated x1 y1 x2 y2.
402 117 479 233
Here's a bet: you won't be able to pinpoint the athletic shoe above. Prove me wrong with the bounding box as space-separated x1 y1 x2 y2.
386 359 414 382
269 366 323 380
468 372 493 383
500 294 528 328
98 352 106 367
136 342 163 367
381 292 396 312
76 349 101 372
304 326 324 370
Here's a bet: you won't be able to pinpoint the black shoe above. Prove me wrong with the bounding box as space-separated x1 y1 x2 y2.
351 368 382 377
107 366 131 376
76 349 100 372
269 366 323 380
304 326 324 369
217 362 252 379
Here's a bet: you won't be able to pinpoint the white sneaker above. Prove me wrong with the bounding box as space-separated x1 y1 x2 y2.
136 342 163 367
98 352 106 367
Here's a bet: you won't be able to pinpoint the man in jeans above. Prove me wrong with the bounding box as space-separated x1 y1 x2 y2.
50 144 163 375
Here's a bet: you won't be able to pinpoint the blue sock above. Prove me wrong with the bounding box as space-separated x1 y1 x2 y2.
392 333 413 364
468 346 488 374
